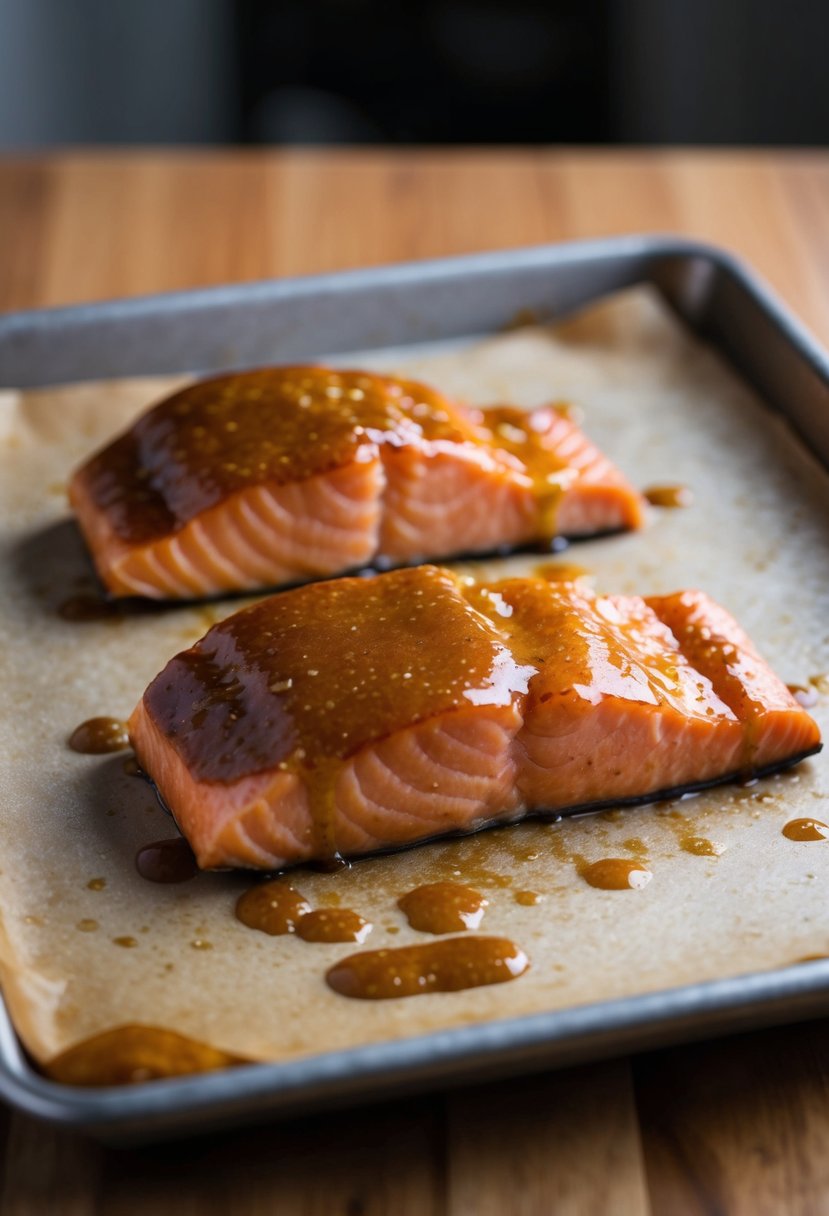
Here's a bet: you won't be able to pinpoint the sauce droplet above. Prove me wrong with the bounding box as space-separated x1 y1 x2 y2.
397 882 487 934
782 818 829 842
135 837 199 884
787 684 820 708
644 485 693 508
532 562 589 583
86 877 107 891
76 919 99 932
326 936 529 999
113 936 138 948
514 890 543 906
680 836 725 857
68 717 130 754
191 939 213 950
295 909 371 944
235 880 311 935
581 859 653 890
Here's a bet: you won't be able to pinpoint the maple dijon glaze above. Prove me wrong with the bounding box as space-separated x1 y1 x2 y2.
325 937 529 999
295 908 371 943
398 882 488 933
235 881 312 934
129 564 821 870
134 837 199 883
140 565 535 858
644 484 693 509
474 404 577 535
76 367 572 546
580 858 653 890
782 818 829 841
68 716 130 754
44 1026 243 1086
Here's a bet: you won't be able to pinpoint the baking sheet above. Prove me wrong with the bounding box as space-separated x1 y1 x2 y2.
1 285 828 1070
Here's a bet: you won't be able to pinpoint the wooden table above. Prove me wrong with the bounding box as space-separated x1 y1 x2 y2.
2 149 829 1214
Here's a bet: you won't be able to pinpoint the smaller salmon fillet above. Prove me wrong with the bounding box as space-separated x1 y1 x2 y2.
69 367 645 599
127 566 821 869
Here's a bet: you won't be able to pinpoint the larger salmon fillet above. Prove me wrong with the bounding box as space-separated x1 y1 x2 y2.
127 566 821 869
69 367 645 599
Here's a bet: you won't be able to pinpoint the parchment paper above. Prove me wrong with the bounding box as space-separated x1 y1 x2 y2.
1 287 828 1068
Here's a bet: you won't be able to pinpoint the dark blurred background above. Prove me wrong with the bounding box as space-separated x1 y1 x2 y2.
0 0 826 148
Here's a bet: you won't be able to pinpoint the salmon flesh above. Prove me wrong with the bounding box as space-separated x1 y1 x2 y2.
69 367 645 599
128 566 822 869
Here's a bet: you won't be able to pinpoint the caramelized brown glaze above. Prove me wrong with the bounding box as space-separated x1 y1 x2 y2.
644 485 693 508
397 882 487 934
235 881 311 935
514 890 542 906
580 858 653 890
133 565 821 871
326 936 529 999
78 368 484 545
43 1025 242 1086
68 717 130 754
469 576 723 719
782 818 829 841
295 908 371 943
143 564 531 786
134 837 199 884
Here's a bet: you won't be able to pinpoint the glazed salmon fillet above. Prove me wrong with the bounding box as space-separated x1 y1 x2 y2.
127 566 821 869
69 367 645 599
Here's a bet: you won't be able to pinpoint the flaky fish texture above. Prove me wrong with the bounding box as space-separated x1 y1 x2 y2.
128 566 821 869
70 367 645 599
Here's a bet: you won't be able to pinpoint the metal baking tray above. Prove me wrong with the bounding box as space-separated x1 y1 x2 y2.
1 234 829 1142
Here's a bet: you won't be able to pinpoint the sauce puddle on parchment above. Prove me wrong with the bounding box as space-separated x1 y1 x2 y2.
68 717 130 754
135 838 199 884
580 858 653 890
397 882 487 934
782 818 829 842
326 937 529 999
235 878 371 942
644 484 693 509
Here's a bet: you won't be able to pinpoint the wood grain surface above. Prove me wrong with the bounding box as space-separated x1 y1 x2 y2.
2 147 829 1215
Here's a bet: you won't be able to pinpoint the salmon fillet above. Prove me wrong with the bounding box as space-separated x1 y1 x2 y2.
69 368 645 599
127 566 822 869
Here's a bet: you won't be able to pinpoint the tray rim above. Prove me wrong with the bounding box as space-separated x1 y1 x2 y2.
2 232 828 391
2 232 829 1138
3 957 829 1137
